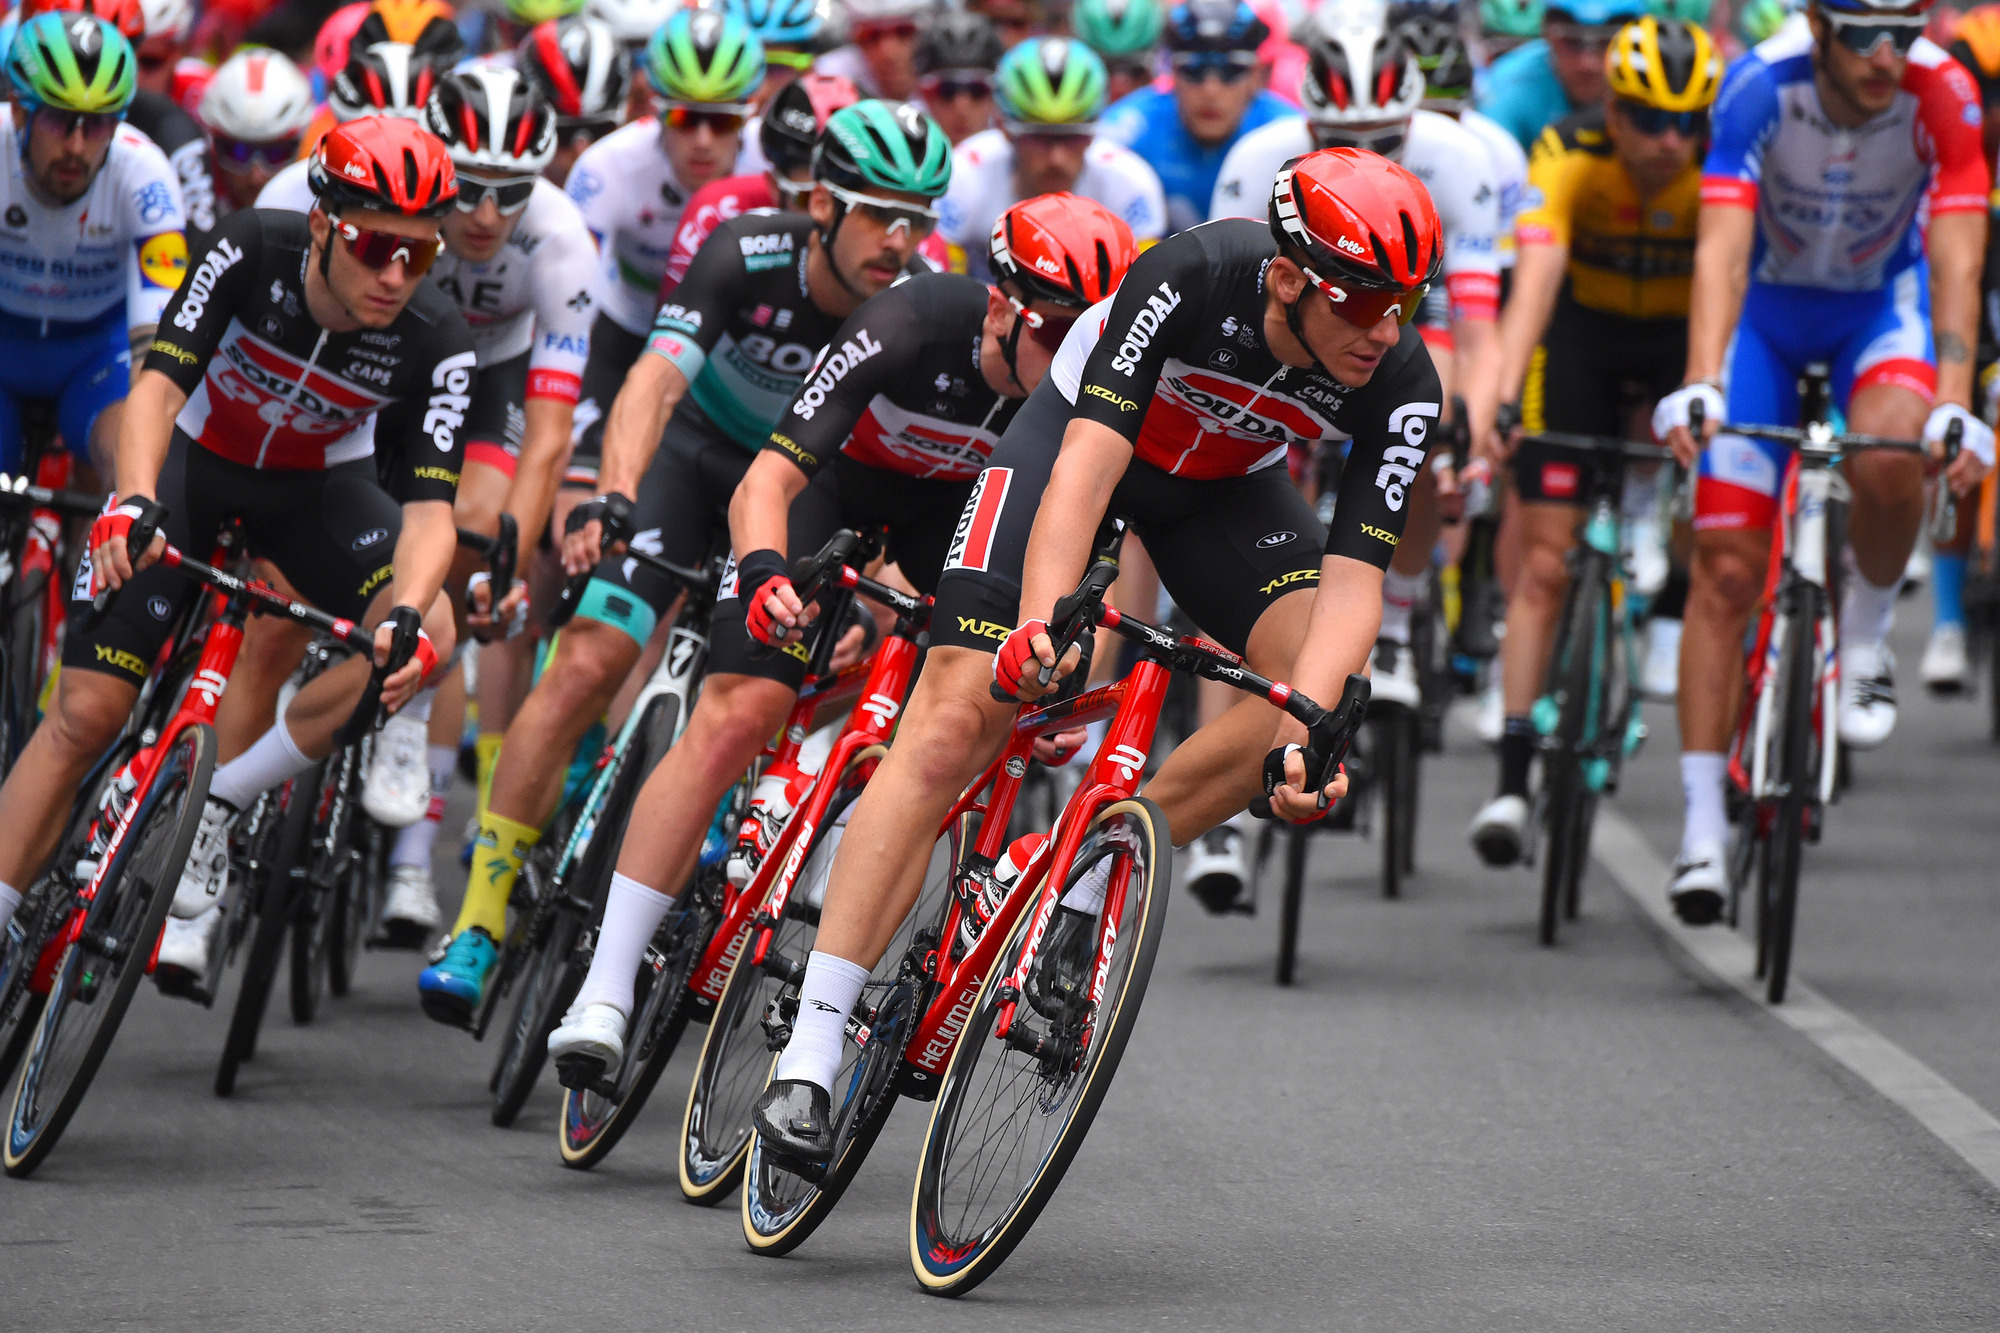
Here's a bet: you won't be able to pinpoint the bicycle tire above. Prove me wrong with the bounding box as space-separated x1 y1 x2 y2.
1764 594 1818 1005
496 692 682 1129
5 724 216 1176
1376 710 1412 900
678 755 876 1203
740 809 965 1254
910 797 1172 1297
287 756 344 1026
1275 821 1308 986
326 813 377 997
1539 556 1604 946
216 768 316 1097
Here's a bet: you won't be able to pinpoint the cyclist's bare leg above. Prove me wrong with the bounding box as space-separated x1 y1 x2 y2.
811 644 1016 968
1500 502 1586 715
0 668 137 890
1842 383 1928 589
1679 528 1767 755
212 562 312 761
485 617 640 830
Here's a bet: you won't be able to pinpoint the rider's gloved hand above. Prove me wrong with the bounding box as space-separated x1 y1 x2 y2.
737 548 804 647
88 494 167 593
1651 382 1725 468
993 618 1066 701
1925 401 1994 495
560 490 635 575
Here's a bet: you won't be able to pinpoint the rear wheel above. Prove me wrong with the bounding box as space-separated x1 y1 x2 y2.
1374 709 1414 899
1274 823 1308 986
286 758 344 1025
910 798 1172 1297
1762 598 1819 1005
1538 558 1604 946
5 724 216 1176
216 770 315 1097
328 808 382 996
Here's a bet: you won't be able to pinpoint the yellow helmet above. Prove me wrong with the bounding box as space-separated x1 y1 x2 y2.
1606 15 1721 113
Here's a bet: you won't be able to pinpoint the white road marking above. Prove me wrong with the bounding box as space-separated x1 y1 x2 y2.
1592 807 2000 1192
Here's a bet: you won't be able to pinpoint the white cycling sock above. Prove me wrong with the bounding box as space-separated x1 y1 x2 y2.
1840 554 1898 650
570 872 675 1017
773 950 868 1093
210 719 315 809
1621 464 1659 521
389 746 459 869
0 879 19 937
401 681 438 725
1679 751 1729 858
1379 569 1424 646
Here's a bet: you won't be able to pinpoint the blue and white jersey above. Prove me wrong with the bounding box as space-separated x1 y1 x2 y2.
1701 26 1989 293
0 123 188 336
1098 85 1298 235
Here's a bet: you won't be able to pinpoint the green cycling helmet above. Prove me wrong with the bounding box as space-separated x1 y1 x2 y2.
7 12 135 115
815 99 952 198
1480 0 1545 38
1645 0 1713 22
644 7 765 107
1073 0 1164 59
996 36 1108 127
509 0 587 23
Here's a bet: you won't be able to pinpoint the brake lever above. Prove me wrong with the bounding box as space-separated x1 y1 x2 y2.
988 560 1118 703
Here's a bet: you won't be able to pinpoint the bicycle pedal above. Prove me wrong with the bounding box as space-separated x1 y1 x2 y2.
553 1052 613 1095
372 918 431 951
763 1144 828 1183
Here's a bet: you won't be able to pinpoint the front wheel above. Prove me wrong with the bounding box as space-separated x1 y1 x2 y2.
1762 600 1819 1005
5 724 216 1176
216 771 315 1097
910 798 1172 1297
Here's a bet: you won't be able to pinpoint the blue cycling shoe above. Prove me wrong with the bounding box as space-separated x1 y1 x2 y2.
418 927 498 1027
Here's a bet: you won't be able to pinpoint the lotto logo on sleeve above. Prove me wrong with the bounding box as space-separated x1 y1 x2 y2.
944 468 1012 572
138 232 188 290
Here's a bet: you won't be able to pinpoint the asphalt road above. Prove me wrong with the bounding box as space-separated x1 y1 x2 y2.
6 612 1999 1331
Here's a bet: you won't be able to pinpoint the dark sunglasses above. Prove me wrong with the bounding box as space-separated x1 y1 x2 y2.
1299 264 1428 328
922 73 995 101
766 48 815 70
1008 294 1077 353
563 119 620 150
214 135 301 168
662 103 747 134
1546 23 1615 54
1615 99 1709 138
335 219 444 276
33 108 119 142
1170 50 1256 83
1823 12 1924 57
855 20 919 44
455 174 538 215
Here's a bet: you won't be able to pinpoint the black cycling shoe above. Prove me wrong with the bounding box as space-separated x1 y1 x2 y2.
1024 905 1095 1021
752 1079 834 1165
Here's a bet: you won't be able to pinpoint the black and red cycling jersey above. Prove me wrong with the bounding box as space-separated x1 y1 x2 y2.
764 271 1020 482
143 208 477 505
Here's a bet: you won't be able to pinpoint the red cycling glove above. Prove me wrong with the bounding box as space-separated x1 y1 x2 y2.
410 628 439 683
993 618 1050 697
744 574 798 647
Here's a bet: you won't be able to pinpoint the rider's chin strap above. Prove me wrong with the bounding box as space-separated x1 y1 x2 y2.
814 201 871 304
998 305 1028 392
1279 291 1335 380
312 205 373 328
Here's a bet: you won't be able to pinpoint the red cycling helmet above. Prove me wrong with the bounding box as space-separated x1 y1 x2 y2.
989 191 1139 311
1270 147 1443 325
309 115 458 218
21 0 146 41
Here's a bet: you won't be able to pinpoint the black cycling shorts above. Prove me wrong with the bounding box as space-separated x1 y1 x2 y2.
461 351 530 479
1515 300 1685 504
928 378 1330 658
572 410 749 647
708 453 973 687
66 434 401 685
569 314 648 478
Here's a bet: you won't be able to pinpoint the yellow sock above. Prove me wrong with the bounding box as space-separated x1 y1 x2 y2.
474 732 503 811
457 810 539 940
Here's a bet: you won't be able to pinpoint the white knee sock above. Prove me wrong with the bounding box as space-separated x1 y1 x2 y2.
570 872 675 1017
389 745 459 869
210 719 316 809
772 950 868 1093
401 681 438 724
1379 569 1424 646
0 880 19 937
1840 547 1898 649
1679 751 1729 857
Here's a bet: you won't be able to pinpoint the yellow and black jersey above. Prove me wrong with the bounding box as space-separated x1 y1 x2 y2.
1514 108 1701 321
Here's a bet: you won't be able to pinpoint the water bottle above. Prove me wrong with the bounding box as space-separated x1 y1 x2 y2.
958 833 1047 953
723 726 839 888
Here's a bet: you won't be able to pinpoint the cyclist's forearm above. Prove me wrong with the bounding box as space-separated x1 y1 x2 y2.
599 353 687 498
1017 419 1132 626
1494 243 1565 401
1684 206 1755 386
728 451 809 561
1290 556 1384 717
1929 209 1986 409
389 499 458 616
1453 315 1501 438
503 398 573 551
113 369 186 501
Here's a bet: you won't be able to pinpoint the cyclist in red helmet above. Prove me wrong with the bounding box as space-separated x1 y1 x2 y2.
0 116 477 998
752 147 1446 1164
546 192 1140 1087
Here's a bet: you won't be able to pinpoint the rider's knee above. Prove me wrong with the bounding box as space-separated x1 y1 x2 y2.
546 622 630 707
1693 539 1763 611
689 679 793 772
1841 447 1923 501
1519 540 1570 603
423 591 458 663
46 672 129 758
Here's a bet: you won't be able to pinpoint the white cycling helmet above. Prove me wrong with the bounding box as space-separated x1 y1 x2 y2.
585 0 679 46
201 48 317 140
1299 0 1425 158
841 0 938 24
140 0 195 43
423 65 559 174
328 40 442 121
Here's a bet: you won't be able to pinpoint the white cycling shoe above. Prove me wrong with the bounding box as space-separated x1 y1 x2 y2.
1629 514 1669 597
172 797 236 919
1468 793 1529 868
1668 840 1728 927
1838 642 1898 750
1642 618 1681 703
1184 823 1251 916
1921 624 1969 696
155 903 224 999
362 711 430 828
549 1002 627 1086
1475 679 1504 746
380 864 441 949
1369 639 1422 710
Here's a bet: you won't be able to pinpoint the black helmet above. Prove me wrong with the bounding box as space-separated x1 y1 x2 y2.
915 10 1004 74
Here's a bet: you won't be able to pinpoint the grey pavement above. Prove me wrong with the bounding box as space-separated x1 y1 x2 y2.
5 607 2000 1330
